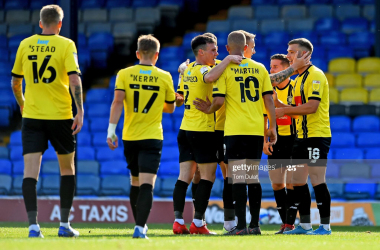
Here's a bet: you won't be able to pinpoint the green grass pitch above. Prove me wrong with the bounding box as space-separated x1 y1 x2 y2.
1 223 379 250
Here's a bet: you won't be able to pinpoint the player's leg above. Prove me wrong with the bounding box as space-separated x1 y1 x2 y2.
191 166 200 216
268 167 287 232
130 175 140 222
221 162 236 232
22 118 47 238
48 119 78 237
284 170 296 231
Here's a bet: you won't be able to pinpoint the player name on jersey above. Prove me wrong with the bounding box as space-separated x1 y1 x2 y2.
230 66 260 75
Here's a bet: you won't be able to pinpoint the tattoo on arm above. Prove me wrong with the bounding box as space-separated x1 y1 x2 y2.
269 67 294 85
74 85 83 111
11 77 24 106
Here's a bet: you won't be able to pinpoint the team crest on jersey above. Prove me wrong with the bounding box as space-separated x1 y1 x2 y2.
312 80 320 91
73 52 78 66
200 66 208 74
287 96 292 105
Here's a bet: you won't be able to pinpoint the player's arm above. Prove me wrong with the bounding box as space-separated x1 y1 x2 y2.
269 52 310 86
193 96 224 114
272 89 298 119
204 55 242 83
107 90 125 150
163 102 175 113
276 100 319 118
69 74 84 135
11 76 24 114
263 94 277 146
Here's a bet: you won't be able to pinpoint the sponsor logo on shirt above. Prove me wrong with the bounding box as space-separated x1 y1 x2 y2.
239 63 248 67
37 39 49 45
139 69 152 75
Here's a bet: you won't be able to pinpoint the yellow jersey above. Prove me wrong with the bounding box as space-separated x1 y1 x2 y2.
275 79 296 136
11 34 81 120
213 58 273 136
115 64 176 141
177 63 215 132
292 65 331 138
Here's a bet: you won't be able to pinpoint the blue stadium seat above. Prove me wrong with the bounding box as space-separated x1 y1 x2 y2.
231 20 258 33
87 103 110 117
0 159 11 175
161 146 179 162
8 35 29 51
0 146 8 159
132 0 157 7
251 0 276 5
260 19 285 34
77 131 92 146
327 47 354 61
96 146 124 161
92 132 107 147
80 0 105 9
365 148 380 159
0 90 15 112
308 4 333 18
86 88 112 104
42 147 57 162
344 181 376 200
333 0 356 3
160 46 185 61
162 116 174 132
163 132 177 146
41 175 60 195
353 115 380 132
320 31 346 47
310 58 327 72
264 32 289 46
100 160 128 176
376 184 380 200
335 4 361 21
77 175 100 195
254 6 279 20
159 160 179 177
348 32 375 49
340 163 371 179
357 133 380 148
314 18 340 33
78 33 87 48
327 181 345 199
4 0 29 9
12 160 24 175
106 0 132 8
278 0 302 4
77 160 99 175
182 32 202 48
228 6 253 20
100 175 130 196
330 132 355 148
0 35 7 49
326 163 340 179
291 31 318 44
206 20 231 33
0 175 12 194
12 175 42 195
172 104 184 118
211 178 223 197
89 117 109 132
342 18 368 34
0 48 9 62
0 108 10 127
371 164 380 179
281 4 306 19
330 116 351 132
359 0 374 3
10 131 22 146
78 47 91 69
77 146 95 160
30 0 56 9
41 161 60 175
10 146 23 161
154 176 162 196
214 31 229 47
159 176 177 197
334 148 364 160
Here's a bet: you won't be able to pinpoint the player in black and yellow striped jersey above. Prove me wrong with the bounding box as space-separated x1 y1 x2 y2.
194 31 277 235
263 54 297 234
11 5 83 238
274 39 332 235
107 35 176 239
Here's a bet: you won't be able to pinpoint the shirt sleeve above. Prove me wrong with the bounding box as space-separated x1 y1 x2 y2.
114 71 125 91
262 69 273 96
165 73 176 104
64 41 81 76
11 43 24 78
213 70 226 97
200 66 211 83
307 72 326 102
263 105 267 117
177 73 184 95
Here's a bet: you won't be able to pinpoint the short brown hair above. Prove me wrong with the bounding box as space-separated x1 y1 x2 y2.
40 5 64 27
227 31 246 50
237 30 256 45
137 34 160 58
270 54 290 67
203 32 217 43
288 38 313 53
191 35 216 56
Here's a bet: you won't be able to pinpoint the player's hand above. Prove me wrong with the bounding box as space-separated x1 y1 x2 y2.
265 127 277 146
263 140 273 156
175 92 184 101
291 51 311 72
20 105 24 115
227 55 243 64
71 112 83 135
107 136 118 150
275 108 285 119
178 59 190 74
193 97 211 114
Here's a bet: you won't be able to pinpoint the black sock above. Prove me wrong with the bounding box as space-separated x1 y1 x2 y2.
136 184 153 227
191 183 206 221
273 188 287 225
194 180 213 220
60 175 76 223
130 185 140 222
313 183 331 224
293 184 311 223
248 183 262 228
233 183 247 229
285 188 297 225
173 180 189 219
22 178 38 225
223 178 235 221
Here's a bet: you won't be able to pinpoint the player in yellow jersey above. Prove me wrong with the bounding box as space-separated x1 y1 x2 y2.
11 5 83 238
106 35 176 239
263 54 297 234
194 31 277 235
274 39 332 235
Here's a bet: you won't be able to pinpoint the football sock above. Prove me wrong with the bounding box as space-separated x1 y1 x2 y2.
273 188 287 225
224 220 236 232
135 184 153 227
60 222 69 229
135 225 144 234
223 177 235 215
174 219 184 225
22 178 38 226
173 180 189 219
29 224 40 232
300 223 312 230
322 224 331 231
193 219 203 227
192 182 206 221
130 185 140 221
233 183 247 229
194 180 213 220
313 183 331 225
60 175 76 223
248 183 262 228
293 184 311 223
285 188 297 225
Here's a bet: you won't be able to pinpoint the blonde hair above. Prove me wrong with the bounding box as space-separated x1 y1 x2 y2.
137 34 160 58
227 31 246 50
237 30 256 45
40 5 64 27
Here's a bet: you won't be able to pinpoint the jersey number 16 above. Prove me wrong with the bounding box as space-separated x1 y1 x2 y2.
29 55 56 83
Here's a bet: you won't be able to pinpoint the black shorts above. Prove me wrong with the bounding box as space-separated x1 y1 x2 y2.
123 139 163 177
177 129 217 164
224 135 263 163
22 118 75 155
215 130 225 164
292 137 331 166
268 135 295 168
